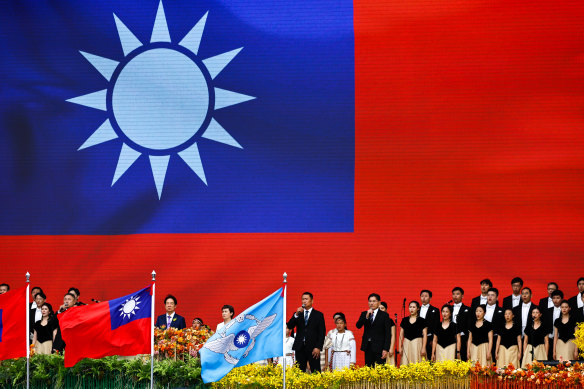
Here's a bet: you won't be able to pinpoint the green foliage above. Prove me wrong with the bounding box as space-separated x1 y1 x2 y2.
0 355 206 388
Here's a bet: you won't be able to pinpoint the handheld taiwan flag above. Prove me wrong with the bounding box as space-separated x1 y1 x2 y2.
0 286 27 361
200 287 284 383
60 285 152 367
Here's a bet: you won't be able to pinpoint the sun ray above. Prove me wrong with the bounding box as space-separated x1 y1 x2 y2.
112 144 141 186
179 12 208 55
203 48 242 79
151 1 171 43
67 89 108 111
78 119 118 150
214 88 255 110
80 51 119 81
149 155 170 199
113 14 143 56
202 118 242 149
178 143 207 185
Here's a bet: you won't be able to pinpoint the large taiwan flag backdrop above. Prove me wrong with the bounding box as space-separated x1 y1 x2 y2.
1 0 584 367
0 286 27 361
59 286 152 367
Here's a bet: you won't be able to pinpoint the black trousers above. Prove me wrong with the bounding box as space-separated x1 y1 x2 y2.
425 335 434 359
491 335 498 364
295 345 321 373
459 334 468 361
364 349 384 366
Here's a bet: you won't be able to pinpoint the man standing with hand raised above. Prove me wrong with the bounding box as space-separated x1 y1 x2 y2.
356 293 394 366
287 292 326 373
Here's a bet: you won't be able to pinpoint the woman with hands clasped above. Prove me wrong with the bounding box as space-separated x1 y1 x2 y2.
468 305 493 366
431 305 460 362
399 301 428 365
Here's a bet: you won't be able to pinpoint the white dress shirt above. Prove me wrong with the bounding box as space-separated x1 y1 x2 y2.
34 307 42 323
578 292 584 308
485 304 496 322
511 294 521 308
545 297 553 309
420 304 429 319
453 303 461 323
549 306 561 338
480 295 488 305
521 302 531 335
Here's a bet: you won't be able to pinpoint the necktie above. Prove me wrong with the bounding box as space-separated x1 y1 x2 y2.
304 310 309 325
167 315 172 328
370 312 374 323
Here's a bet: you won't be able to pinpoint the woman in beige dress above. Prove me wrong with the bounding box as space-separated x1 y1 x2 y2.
467 305 493 366
431 305 460 362
553 300 578 361
521 306 548 368
398 301 428 365
32 303 57 355
379 302 397 365
495 309 522 368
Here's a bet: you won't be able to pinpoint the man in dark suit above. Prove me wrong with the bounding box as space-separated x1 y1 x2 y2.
575 291 584 324
502 277 523 311
155 294 186 330
538 282 558 310
451 287 471 361
356 293 392 366
543 290 563 360
568 277 584 311
471 279 492 311
418 289 440 359
512 287 535 338
484 288 504 363
287 292 326 373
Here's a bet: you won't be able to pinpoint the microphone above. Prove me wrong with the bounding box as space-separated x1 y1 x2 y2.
447 300 453 305
402 298 406 307
91 298 101 303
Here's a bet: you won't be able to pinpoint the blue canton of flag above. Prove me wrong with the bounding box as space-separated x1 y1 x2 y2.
200 287 284 383
109 286 152 331
0 309 3 342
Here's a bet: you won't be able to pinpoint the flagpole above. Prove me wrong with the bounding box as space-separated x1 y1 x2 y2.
26 272 30 389
282 272 287 389
151 270 156 389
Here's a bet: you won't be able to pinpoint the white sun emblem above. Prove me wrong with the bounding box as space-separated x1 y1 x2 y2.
119 295 142 320
236 333 248 345
67 1 255 198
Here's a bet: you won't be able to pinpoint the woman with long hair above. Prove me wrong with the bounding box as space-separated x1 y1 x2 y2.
32 303 57 355
468 305 493 366
553 300 578 361
521 306 548 368
399 301 428 365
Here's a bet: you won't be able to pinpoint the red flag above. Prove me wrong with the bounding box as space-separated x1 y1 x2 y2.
59 285 152 367
0 286 27 361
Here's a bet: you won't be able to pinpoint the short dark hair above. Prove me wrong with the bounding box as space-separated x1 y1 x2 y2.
31 286 43 293
452 287 464 295
480 279 493 288
511 277 523 286
222 304 235 318
192 317 204 324
0 283 10 291
560 299 570 307
487 287 499 297
551 290 564 299
68 287 80 297
368 293 381 301
64 292 76 299
548 282 558 289
380 301 388 310
164 294 178 305
420 289 432 298
34 291 47 300
302 292 314 300
577 277 584 285
521 287 532 294
333 312 345 320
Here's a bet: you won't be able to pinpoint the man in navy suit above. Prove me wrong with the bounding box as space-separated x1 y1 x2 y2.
287 292 326 372
356 293 393 366
155 294 186 330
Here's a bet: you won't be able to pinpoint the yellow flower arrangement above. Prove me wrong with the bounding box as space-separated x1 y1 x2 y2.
154 326 214 360
575 321 584 359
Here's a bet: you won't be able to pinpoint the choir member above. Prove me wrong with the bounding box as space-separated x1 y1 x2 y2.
538 282 558 310
495 309 521 368
471 279 492 310
553 300 578 361
399 301 428 365
452 287 471 361
419 290 440 360
568 277 584 311
521 307 548 368
468 305 493 366
431 305 460 362
544 290 563 360
502 277 523 310
512 287 535 337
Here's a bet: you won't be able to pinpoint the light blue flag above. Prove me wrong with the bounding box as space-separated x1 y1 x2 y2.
200 287 284 383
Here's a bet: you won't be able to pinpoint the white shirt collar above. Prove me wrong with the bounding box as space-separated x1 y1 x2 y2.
453 302 462 308
486 303 496 309
522 302 531 308
167 312 175 319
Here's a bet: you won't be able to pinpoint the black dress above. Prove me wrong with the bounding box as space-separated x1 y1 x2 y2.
436 322 457 348
554 317 576 342
470 321 492 346
498 324 521 349
400 317 427 340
